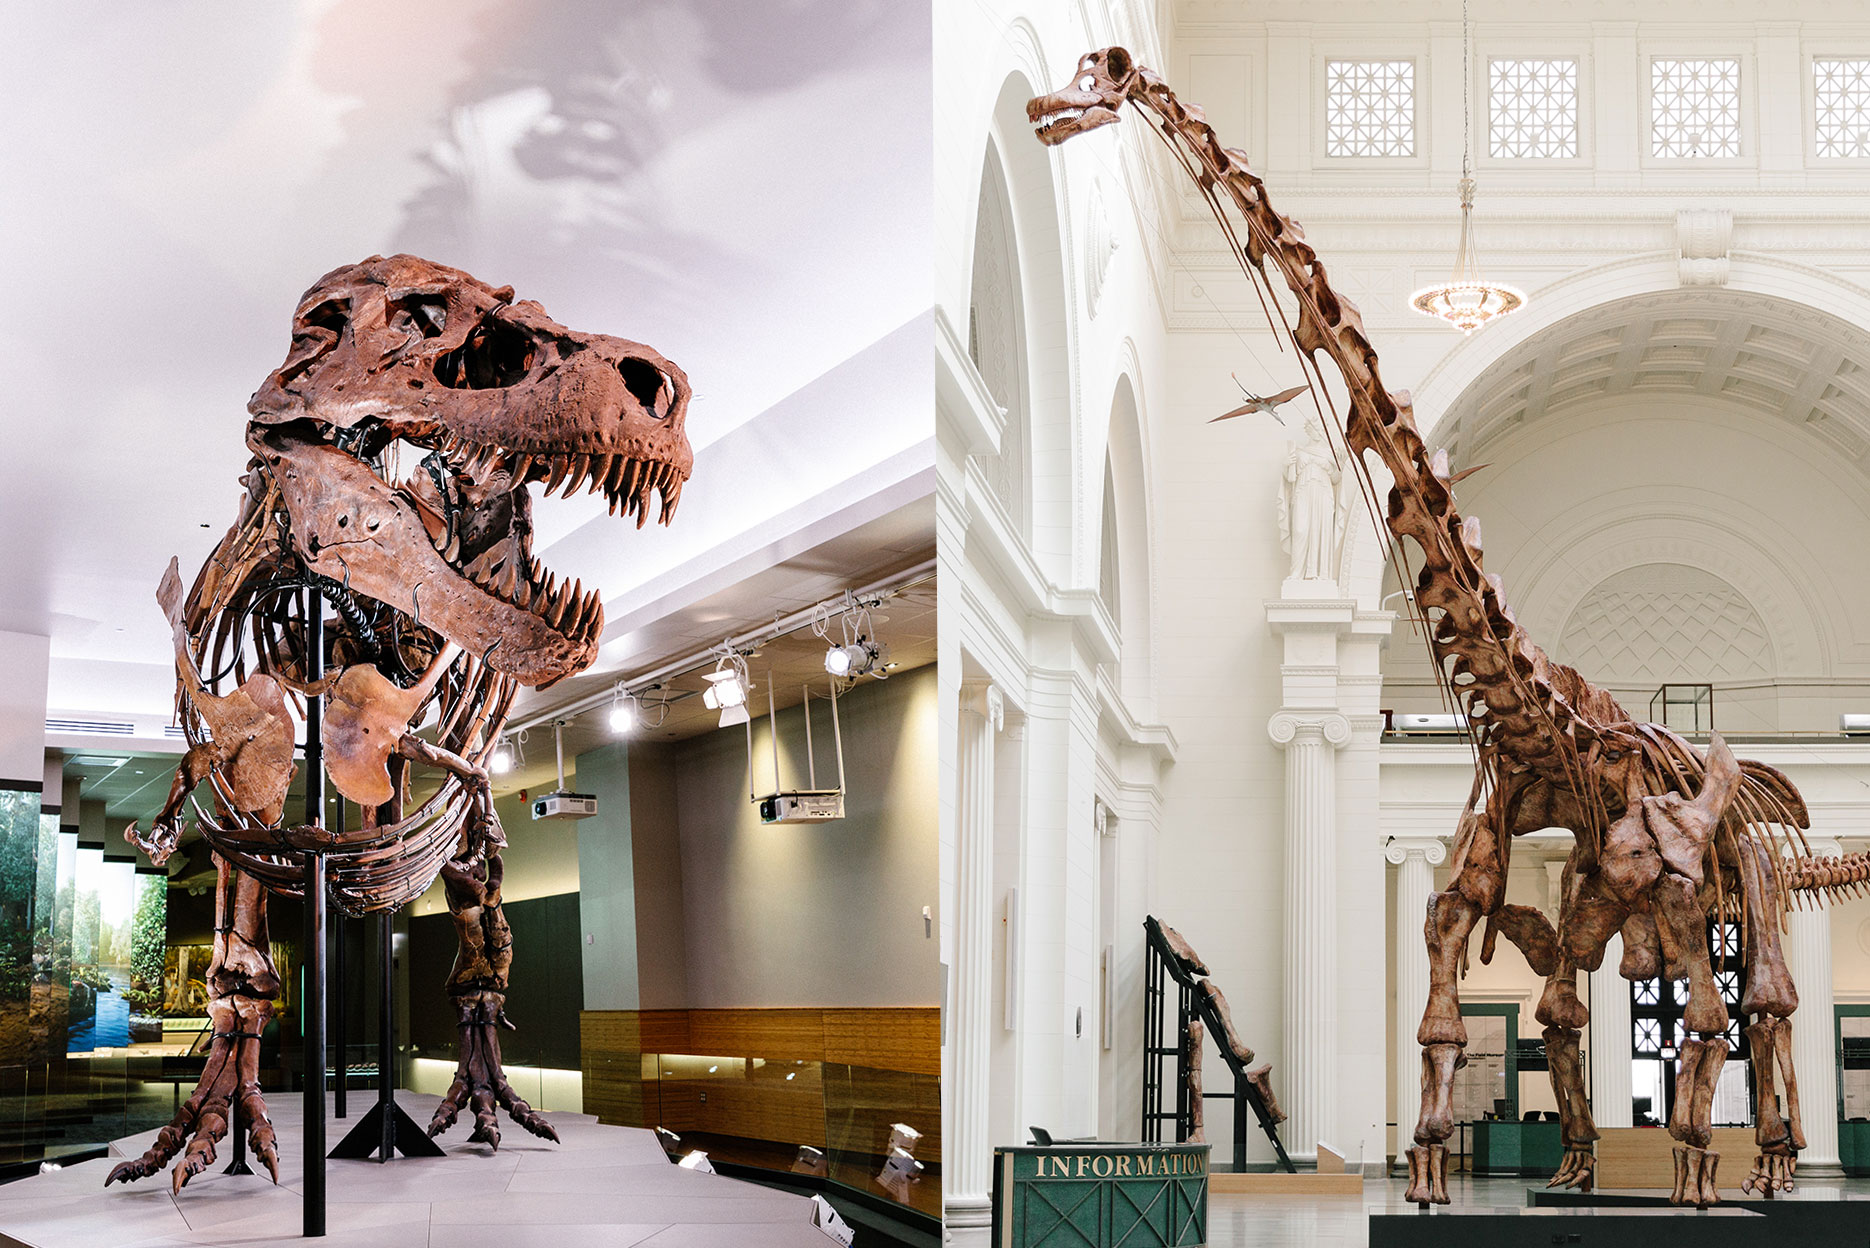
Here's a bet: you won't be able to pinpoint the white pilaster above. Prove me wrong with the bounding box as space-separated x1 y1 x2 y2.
1588 934 1633 1129
947 681 1003 1241
1270 708 1351 1164
1387 836 1446 1163
1786 837 1842 1175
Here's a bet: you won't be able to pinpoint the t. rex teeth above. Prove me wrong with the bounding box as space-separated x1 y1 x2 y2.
619 458 643 506
544 457 570 495
507 452 533 482
444 532 462 561
603 454 626 493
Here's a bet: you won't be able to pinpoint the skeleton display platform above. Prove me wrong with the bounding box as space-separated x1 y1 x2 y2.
1533 1185 1870 1237
1369 1203 1764 1248
0 1092 839 1248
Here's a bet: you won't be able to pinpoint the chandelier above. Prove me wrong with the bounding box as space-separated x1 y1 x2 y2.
1410 0 1526 334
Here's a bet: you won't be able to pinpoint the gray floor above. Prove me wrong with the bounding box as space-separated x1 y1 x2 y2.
0 1091 835 1247
1206 1172 1870 1246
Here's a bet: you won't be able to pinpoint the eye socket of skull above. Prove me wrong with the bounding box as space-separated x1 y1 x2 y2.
277 296 351 385
388 292 449 340
1104 48 1131 80
618 356 676 419
435 315 538 390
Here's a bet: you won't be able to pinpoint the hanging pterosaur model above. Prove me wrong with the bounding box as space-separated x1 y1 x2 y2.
105 254 692 1191
1031 49 1843 1209
1210 379 1308 425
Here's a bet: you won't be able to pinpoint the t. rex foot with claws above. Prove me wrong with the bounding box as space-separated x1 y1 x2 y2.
106 995 279 1191
426 989 558 1149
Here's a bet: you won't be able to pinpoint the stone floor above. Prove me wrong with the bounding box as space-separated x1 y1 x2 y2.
0 1091 837 1247
1205 1172 1870 1246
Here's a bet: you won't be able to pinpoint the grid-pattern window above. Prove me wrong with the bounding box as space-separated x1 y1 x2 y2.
1325 60 1415 157
1816 59 1870 158
1651 58 1742 157
1490 60 1579 158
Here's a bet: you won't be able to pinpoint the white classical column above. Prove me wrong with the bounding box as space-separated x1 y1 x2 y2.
1270 710 1350 1164
1386 836 1446 1164
947 682 1003 1240
1588 934 1633 1128
1785 836 1842 1174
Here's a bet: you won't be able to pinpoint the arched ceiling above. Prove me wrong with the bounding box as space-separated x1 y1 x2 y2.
1441 290 1870 473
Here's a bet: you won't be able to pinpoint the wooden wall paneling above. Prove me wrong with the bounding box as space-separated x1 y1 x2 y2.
686 1008 826 1061
1594 1126 1757 1189
822 1007 940 1076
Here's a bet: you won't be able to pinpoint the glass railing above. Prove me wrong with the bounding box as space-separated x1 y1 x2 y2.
621 1047 942 1220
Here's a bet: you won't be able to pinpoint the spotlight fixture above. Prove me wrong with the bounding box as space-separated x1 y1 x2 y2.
703 653 752 728
816 595 892 681
490 729 526 774
608 686 638 735
491 740 514 774
825 637 889 678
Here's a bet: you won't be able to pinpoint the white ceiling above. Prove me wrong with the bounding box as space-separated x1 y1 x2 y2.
1443 289 1870 473
0 0 932 718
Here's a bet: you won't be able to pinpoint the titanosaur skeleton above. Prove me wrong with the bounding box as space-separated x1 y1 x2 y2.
107 255 692 1191
1031 49 1843 1209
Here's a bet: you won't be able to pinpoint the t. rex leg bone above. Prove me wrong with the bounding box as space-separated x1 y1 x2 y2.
426 851 557 1148
106 856 280 1190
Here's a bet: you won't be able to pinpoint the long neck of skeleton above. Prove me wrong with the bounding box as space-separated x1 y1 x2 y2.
1127 89 1466 563
1125 86 1599 774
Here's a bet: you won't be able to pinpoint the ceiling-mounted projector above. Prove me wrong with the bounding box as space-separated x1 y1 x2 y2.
530 722 596 819
532 791 597 820
759 791 845 824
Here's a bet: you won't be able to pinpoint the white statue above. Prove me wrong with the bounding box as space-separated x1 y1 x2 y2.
1278 413 1342 583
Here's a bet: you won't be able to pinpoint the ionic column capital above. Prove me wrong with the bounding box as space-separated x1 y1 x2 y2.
960 680 1004 731
1384 835 1448 867
1268 709 1351 749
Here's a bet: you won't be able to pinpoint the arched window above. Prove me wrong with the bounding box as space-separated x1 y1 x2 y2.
1099 458 1120 630
968 147 1030 537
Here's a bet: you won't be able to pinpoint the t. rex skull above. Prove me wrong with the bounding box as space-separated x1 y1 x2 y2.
1027 47 1136 146
246 254 693 687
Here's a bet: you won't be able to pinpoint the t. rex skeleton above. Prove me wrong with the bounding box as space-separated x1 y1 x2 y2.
1031 50 1836 1209
105 254 692 1191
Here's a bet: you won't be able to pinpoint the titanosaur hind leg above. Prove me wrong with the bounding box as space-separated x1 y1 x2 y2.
426 851 559 1148
1736 836 1803 1195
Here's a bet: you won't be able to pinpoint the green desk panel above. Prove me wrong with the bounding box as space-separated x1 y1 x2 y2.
993 1143 1209 1248
1471 1120 1563 1175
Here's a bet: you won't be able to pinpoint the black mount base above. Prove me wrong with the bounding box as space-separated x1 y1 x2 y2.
328 1097 445 1161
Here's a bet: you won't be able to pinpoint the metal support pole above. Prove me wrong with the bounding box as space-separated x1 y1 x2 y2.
379 909 394 1162
224 1084 252 1174
333 800 346 1121
302 587 327 1238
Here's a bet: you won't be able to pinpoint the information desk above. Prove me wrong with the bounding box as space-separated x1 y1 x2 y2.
992 1142 1208 1248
